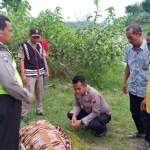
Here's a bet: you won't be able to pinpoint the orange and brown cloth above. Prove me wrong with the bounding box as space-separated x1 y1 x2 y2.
19 120 72 150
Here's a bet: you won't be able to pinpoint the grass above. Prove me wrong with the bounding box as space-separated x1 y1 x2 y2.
140 24 150 39
20 63 144 150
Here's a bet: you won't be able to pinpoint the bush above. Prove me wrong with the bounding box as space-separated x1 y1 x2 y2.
2 0 127 85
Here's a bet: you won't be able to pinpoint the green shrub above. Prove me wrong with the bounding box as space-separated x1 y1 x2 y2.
2 0 127 85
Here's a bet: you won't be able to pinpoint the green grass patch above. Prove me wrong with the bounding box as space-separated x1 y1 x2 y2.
96 62 125 90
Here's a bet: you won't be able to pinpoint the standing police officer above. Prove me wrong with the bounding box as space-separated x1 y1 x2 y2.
0 15 34 150
18 28 49 122
67 76 111 137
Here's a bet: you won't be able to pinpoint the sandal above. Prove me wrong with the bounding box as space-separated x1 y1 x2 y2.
128 132 145 139
137 140 149 149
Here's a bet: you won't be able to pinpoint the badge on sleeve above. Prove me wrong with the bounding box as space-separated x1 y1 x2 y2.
91 95 96 103
19 49 23 54
1 55 9 63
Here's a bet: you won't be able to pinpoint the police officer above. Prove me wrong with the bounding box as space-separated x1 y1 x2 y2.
18 28 49 122
0 15 34 150
67 76 111 137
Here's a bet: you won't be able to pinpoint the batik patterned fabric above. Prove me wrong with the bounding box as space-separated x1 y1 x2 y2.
20 120 72 150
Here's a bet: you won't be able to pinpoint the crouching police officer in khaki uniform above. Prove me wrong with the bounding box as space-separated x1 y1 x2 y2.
0 15 34 150
67 76 111 137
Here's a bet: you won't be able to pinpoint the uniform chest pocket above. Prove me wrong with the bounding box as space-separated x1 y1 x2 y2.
139 55 149 69
84 100 92 107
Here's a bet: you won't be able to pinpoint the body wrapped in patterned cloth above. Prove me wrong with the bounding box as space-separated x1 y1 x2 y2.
20 120 72 150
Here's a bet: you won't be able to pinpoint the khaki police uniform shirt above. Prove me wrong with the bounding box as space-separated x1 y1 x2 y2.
0 43 32 102
70 85 111 126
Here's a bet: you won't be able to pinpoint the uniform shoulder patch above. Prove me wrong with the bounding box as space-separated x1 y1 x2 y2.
19 49 23 54
1 54 9 63
19 45 24 54
91 95 96 103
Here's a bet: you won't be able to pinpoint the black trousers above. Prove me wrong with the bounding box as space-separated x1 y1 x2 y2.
67 108 111 133
145 112 150 142
129 92 146 134
0 95 22 150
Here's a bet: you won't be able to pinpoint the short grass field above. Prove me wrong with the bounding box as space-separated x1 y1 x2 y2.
20 63 145 150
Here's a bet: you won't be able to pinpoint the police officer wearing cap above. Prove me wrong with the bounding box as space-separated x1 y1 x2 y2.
0 15 34 150
18 28 49 122
67 76 111 137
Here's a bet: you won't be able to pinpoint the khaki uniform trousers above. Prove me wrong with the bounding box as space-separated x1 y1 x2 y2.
21 75 43 117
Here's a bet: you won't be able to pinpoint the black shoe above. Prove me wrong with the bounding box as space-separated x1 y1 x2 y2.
95 130 107 137
21 117 29 123
36 112 44 116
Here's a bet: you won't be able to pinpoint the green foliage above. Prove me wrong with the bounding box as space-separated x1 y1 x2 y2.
2 0 127 85
125 3 143 15
94 0 99 6
142 0 150 13
0 0 23 12
135 12 150 23
139 24 150 38
125 5 133 15
125 1 150 25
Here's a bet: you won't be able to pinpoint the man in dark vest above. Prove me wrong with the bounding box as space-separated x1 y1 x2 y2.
18 28 50 122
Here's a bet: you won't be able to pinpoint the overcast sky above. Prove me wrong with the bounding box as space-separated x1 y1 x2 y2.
0 0 144 21
27 0 143 21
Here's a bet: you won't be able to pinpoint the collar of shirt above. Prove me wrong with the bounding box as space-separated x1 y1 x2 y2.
0 42 6 50
85 85 90 95
28 40 38 47
0 42 4 45
131 40 146 52
83 84 90 96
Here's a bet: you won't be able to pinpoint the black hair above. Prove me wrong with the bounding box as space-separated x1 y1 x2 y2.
72 76 86 84
0 15 10 31
126 24 142 34
147 32 150 37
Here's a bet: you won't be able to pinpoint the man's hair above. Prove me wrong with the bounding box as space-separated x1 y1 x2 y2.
126 24 142 34
72 76 86 84
0 15 10 31
147 32 150 37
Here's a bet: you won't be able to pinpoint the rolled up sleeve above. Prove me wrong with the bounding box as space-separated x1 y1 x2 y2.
18 45 25 59
123 47 129 63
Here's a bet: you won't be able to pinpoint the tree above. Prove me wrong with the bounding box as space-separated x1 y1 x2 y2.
135 12 150 23
142 0 150 13
0 0 22 11
125 5 133 15
125 3 143 15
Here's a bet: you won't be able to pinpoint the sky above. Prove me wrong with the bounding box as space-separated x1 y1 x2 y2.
27 0 144 21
